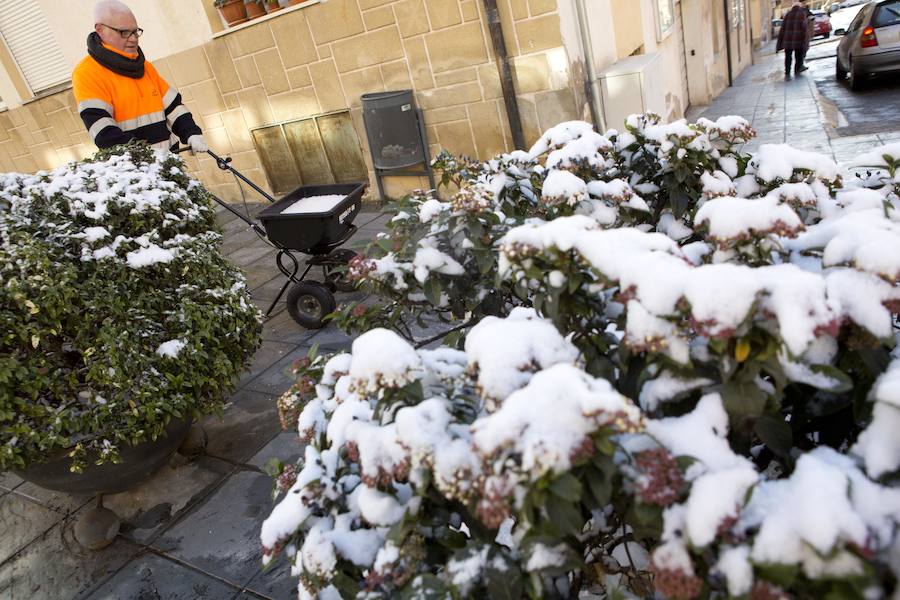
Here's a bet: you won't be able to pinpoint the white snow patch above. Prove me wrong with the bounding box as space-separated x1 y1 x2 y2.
156 339 187 358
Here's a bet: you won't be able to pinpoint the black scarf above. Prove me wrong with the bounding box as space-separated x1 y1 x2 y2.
87 32 145 79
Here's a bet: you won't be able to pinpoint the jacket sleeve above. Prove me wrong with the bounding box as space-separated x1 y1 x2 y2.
150 64 203 144
72 64 134 149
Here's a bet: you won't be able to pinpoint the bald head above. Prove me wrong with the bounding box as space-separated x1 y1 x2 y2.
93 0 133 23
93 1 140 54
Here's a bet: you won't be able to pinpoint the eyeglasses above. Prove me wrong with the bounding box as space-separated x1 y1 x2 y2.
100 24 143 39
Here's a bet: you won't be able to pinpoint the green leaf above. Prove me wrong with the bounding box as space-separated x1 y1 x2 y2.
854 347 891 378
586 464 614 506
424 276 442 306
549 472 583 502
754 414 793 457
672 190 691 218
434 525 468 550
546 498 584 537
263 457 284 477
627 502 663 540
805 392 852 419
399 574 449 600
675 456 698 472
808 364 853 393
387 515 414 544
722 379 768 424
475 250 494 275
756 563 799 588
633 502 661 525
595 435 616 456
332 572 359 599
485 550 523 600
585 354 616 381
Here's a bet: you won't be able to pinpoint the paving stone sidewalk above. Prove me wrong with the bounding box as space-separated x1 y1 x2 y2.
687 40 900 164
3 40 900 600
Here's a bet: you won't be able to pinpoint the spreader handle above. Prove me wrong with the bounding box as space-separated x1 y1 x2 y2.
172 146 277 204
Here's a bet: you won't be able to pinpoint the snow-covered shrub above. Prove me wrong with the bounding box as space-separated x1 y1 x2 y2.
496 136 900 597
263 313 645 599
330 169 538 345
0 142 262 471
333 115 753 345
264 318 900 599
269 119 900 599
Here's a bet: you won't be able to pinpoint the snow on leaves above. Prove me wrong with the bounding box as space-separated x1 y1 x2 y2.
268 116 900 600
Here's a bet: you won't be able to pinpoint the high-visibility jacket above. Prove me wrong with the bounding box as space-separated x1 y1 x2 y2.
72 39 201 151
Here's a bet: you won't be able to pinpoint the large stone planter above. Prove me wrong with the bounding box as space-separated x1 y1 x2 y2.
16 416 192 495
14 417 192 550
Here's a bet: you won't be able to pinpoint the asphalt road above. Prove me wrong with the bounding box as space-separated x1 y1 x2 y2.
805 37 900 136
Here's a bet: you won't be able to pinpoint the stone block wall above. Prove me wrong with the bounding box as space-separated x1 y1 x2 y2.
0 0 579 202
0 90 94 174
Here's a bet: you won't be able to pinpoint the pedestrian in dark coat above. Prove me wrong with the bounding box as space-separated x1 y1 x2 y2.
777 1 812 77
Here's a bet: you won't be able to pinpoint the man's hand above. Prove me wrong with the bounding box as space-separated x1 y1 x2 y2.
188 134 208 155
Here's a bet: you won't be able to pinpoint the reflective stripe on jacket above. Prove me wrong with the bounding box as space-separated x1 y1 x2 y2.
72 45 201 151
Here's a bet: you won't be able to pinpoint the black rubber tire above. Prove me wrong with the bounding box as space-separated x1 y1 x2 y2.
286 282 336 329
824 32 830 39
849 58 865 91
836 58 847 81
325 249 359 293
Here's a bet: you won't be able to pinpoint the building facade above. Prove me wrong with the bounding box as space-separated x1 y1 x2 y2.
0 0 762 200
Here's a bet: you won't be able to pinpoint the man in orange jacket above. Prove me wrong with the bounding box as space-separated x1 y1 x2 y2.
72 0 207 153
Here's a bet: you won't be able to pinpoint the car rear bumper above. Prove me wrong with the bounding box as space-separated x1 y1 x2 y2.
855 49 900 74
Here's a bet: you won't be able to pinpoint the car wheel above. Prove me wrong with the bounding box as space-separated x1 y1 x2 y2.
849 58 865 91
824 32 831 39
836 58 847 80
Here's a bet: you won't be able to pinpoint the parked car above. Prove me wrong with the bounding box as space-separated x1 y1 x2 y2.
832 2 868 34
836 0 900 89
811 10 834 38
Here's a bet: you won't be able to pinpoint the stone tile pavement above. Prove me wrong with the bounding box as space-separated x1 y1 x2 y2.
687 39 900 165
0 206 391 600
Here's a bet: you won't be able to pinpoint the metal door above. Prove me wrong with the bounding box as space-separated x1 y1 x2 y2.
251 111 368 197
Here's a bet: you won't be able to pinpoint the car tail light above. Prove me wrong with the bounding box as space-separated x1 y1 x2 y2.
861 26 879 48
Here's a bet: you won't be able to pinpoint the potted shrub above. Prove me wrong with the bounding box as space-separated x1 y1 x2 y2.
214 0 248 26
0 142 262 549
244 0 266 19
265 117 900 597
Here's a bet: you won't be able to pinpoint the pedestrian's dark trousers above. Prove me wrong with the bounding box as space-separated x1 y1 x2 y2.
785 48 806 74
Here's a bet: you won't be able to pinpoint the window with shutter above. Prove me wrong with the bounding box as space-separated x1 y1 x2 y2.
0 0 71 94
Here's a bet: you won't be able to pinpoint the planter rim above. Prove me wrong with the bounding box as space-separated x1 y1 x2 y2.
18 412 192 466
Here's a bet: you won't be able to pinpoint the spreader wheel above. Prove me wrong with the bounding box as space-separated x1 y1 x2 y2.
286 282 336 329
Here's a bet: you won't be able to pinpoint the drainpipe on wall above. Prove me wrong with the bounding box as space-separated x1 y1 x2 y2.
482 0 526 150
724 0 734 86
573 0 606 132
